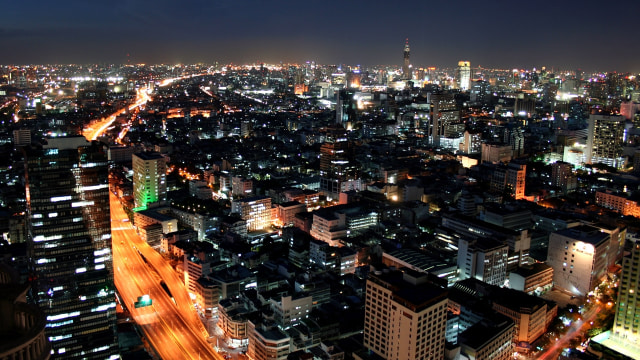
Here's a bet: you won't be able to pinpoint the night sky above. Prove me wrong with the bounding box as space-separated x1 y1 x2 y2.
2 0 639 72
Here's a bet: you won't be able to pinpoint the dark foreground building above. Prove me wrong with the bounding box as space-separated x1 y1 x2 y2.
24 136 118 359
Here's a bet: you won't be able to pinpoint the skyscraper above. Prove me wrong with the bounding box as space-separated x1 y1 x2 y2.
24 136 118 359
132 152 167 210
402 39 411 80
613 238 640 345
364 268 448 360
456 61 471 90
585 113 626 168
590 235 640 359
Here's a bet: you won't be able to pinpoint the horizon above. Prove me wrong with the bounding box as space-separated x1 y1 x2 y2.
2 1 640 73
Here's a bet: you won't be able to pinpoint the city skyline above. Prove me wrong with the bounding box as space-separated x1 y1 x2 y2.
2 0 640 72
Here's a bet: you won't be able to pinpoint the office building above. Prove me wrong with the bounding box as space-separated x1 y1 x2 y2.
508 263 553 295
247 320 291 360
132 152 167 210
614 238 640 342
336 89 357 126
551 161 577 194
319 139 350 178
456 61 471 91
429 94 459 147
24 136 118 359
231 196 272 232
231 176 253 197
456 316 514 360
490 162 526 200
364 268 448 360
457 237 509 286
595 190 640 218
589 236 640 359
547 225 615 296
481 143 512 164
441 212 531 271
585 114 626 168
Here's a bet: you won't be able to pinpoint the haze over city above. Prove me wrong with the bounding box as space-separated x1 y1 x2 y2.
3 0 640 72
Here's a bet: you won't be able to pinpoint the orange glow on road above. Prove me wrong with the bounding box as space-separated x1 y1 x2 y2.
111 191 223 359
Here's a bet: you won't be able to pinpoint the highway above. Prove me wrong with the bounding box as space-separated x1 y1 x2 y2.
82 83 221 359
111 191 221 359
82 86 151 141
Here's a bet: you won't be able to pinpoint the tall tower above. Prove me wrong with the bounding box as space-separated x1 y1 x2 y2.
132 152 167 210
456 61 471 90
402 39 411 80
24 136 118 359
611 237 640 351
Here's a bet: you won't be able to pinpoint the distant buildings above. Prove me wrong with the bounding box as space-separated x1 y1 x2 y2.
402 39 411 80
456 61 471 91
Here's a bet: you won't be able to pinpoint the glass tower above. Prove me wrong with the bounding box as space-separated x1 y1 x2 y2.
25 136 118 359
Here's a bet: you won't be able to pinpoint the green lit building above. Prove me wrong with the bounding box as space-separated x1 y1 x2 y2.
132 152 167 210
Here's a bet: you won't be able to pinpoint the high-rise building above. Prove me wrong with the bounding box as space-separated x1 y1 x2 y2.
456 61 471 91
319 140 350 178
402 39 411 80
364 268 448 360
335 89 357 125
428 93 459 147
132 152 167 210
24 136 118 359
588 236 640 358
585 113 626 168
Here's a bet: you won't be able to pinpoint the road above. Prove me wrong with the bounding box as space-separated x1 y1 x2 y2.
536 304 602 360
111 191 222 359
82 86 150 141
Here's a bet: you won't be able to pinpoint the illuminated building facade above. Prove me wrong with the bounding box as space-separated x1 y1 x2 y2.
457 238 509 286
319 140 350 178
595 190 640 218
24 136 118 359
547 225 614 296
456 61 471 91
132 152 167 210
585 114 626 168
363 269 448 360
231 196 272 232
